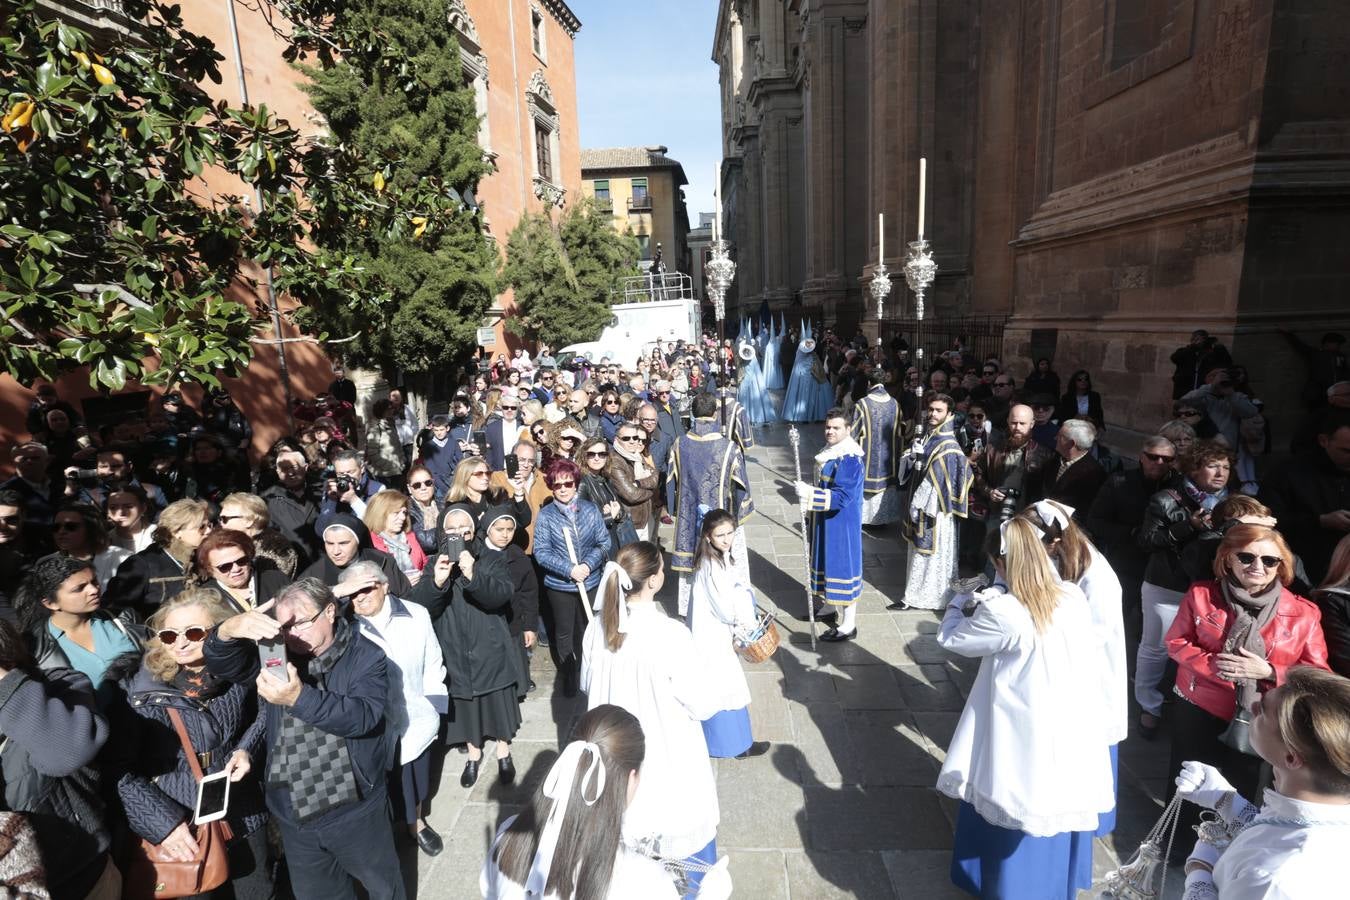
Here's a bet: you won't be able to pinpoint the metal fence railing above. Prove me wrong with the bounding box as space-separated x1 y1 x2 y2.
617 271 694 303
880 315 1009 368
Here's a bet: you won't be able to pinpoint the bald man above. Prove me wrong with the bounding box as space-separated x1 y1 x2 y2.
958 404 1054 572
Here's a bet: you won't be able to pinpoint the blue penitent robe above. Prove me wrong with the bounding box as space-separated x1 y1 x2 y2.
851 385 900 495
668 418 755 574
903 418 973 555
804 437 865 606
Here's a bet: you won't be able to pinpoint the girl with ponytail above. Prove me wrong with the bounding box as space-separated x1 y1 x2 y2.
935 516 1115 900
580 542 729 897
1019 499 1128 837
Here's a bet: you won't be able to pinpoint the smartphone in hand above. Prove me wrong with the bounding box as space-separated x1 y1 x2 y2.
441 534 467 561
194 769 231 824
505 454 520 479
259 638 287 682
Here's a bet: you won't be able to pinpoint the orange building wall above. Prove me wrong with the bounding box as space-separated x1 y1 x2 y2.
467 0 583 360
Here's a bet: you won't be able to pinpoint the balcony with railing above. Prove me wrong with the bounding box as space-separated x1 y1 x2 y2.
627 194 653 212
37 0 139 39
595 196 614 212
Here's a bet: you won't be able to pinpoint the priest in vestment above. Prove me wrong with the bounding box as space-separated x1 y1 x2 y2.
898 392 972 610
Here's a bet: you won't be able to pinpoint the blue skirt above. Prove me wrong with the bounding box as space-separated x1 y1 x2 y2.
1095 743 1119 837
681 838 717 899
951 801 1094 900
702 707 753 758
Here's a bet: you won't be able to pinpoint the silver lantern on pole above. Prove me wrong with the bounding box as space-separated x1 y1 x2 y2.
869 260 892 320
706 239 736 324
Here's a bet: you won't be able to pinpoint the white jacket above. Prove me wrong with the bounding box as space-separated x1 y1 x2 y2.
936 584 1114 836
581 602 723 857
688 559 755 713
356 596 448 765
1072 547 1128 745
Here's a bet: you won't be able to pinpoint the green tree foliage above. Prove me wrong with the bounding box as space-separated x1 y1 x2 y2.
502 199 640 348
296 0 496 374
0 0 455 390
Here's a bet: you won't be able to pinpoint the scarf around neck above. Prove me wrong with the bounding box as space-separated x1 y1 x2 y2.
1218 574 1282 712
613 441 651 479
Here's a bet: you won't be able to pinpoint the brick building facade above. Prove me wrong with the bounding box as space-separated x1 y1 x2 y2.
713 0 1350 439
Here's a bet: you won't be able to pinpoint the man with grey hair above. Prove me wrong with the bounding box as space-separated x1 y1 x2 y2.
1087 436 1179 637
206 577 404 898
1036 418 1107 519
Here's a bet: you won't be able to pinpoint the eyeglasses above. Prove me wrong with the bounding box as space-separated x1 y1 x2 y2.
409 479 434 489
471 471 490 479
213 556 250 573
585 451 609 459
157 626 209 644
280 603 331 633
1142 452 1175 464
639 417 658 424
552 480 576 489
54 521 84 532
1235 551 1282 570
218 513 245 524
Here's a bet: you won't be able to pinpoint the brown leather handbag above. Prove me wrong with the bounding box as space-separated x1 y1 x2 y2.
123 708 234 899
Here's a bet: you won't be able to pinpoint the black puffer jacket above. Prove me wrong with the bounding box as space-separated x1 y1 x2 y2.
104 544 190 619
1314 586 1350 678
1136 486 1206 593
117 664 267 844
0 667 110 900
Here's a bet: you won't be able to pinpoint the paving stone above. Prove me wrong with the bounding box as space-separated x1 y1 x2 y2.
784 850 898 899
714 747 808 849
725 850 789 899
843 710 942 786
744 669 794 742
910 711 961 761
465 738 560 804
832 664 906 710
895 669 966 711
902 631 950 664
881 849 968 899
803 785 953 851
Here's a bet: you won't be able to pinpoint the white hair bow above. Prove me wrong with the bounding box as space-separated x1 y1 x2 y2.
594 560 634 633
525 740 606 894
1029 499 1074 532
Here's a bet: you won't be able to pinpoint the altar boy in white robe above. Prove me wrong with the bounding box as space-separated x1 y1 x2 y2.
1174 666 1350 900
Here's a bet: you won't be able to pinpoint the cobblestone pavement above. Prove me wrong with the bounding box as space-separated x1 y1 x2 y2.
405 420 1184 898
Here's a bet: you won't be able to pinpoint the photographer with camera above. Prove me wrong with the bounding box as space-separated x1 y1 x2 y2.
968 405 1053 565
318 449 386 523
1170 329 1233 400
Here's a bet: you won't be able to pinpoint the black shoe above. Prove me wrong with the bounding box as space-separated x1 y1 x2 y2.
886 599 911 611
799 605 837 623
460 759 480 788
527 679 537 694
498 755 516 785
820 626 857 643
734 741 770 759
415 825 444 856
1139 712 1160 740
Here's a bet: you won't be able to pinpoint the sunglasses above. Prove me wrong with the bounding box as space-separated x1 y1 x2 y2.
214 557 250 573
552 480 576 489
604 400 620 406
218 513 245 524
54 521 84 532
1235 551 1281 569
500 404 520 411
1142 452 1175 464
619 434 645 442
471 471 490 478
409 479 434 489
585 450 609 459
157 626 209 644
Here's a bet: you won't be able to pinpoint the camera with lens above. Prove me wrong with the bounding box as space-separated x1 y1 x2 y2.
335 474 356 495
997 487 1021 523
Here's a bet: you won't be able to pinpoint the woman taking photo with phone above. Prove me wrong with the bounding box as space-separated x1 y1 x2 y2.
1164 523 1329 852
117 587 271 897
414 505 524 789
937 518 1114 900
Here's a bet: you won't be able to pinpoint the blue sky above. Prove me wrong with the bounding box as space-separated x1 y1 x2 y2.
570 0 721 225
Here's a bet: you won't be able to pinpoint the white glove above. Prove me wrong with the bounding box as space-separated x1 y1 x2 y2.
794 480 813 500
694 857 732 900
1175 760 1235 810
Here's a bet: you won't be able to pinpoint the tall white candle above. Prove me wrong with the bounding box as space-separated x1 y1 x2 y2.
714 162 721 244
878 212 884 265
917 157 927 241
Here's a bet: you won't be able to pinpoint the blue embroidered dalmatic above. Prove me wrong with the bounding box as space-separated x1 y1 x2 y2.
669 418 755 573
903 419 973 556
804 437 865 606
851 386 900 495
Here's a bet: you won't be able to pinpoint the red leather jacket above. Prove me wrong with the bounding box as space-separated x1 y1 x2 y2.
1166 580 1330 720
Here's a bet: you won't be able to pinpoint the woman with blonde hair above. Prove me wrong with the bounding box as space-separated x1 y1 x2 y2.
519 398 545 427
1314 533 1350 676
118 588 271 896
447 457 531 525
364 490 427 585
580 542 727 895
106 498 212 616
937 517 1114 899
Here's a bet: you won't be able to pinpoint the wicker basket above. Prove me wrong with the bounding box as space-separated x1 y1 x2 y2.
734 609 781 664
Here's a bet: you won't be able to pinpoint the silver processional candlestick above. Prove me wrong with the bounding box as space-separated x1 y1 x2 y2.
904 237 938 406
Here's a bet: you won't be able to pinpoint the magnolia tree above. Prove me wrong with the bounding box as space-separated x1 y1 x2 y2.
0 0 486 390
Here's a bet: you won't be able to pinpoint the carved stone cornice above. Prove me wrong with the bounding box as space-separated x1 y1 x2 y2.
526 70 555 108
447 0 479 43
533 176 566 208
536 0 582 37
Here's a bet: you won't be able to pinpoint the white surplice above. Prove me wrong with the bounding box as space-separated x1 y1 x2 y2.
935 583 1114 836
1209 790 1350 900
689 559 756 713
1071 547 1128 746
581 602 723 858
